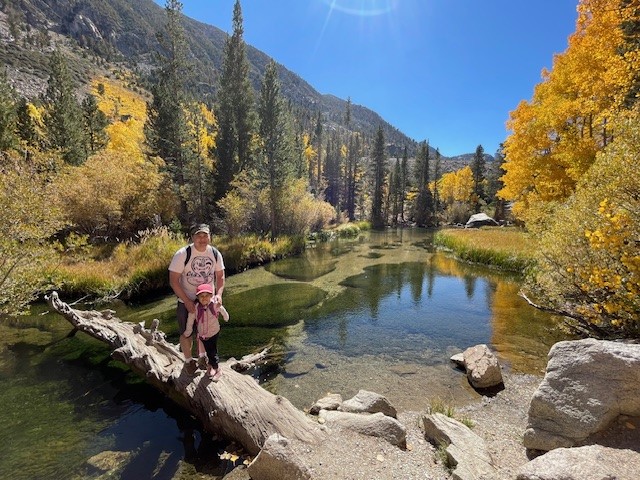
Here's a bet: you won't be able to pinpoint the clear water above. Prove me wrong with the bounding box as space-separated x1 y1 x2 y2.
0 228 568 479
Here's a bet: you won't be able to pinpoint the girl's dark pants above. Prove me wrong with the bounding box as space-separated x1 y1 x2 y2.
201 333 220 368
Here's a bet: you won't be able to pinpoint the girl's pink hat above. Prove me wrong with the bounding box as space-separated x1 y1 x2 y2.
196 283 214 295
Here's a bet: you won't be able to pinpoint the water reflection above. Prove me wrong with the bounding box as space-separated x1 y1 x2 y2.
0 228 570 478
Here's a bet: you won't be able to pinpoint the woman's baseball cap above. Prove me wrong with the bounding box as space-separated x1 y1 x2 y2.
191 224 210 235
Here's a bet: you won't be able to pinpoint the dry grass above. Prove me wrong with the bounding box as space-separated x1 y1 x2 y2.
434 227 536 273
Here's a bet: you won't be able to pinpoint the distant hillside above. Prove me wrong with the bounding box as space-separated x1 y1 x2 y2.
1 0 486 169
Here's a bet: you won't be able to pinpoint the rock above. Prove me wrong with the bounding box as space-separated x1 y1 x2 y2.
338 389 398 418
221 465 251 480
450 353 465 368
309 393 343 415
463 344 503 389
86 450 132 474
247 434 311 480
420 412 498 480
524 339 640 451
517 444 640 480
318 410 407 448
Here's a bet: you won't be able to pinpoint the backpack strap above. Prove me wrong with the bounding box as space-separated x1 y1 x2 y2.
184 245 192 266
184 244 219 266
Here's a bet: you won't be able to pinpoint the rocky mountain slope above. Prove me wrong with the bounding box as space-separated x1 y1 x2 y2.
1 0 490 167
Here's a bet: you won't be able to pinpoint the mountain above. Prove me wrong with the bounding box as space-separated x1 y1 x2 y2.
1 0 485 167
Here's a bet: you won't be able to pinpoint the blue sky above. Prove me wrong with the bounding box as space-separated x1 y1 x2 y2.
158 0 578 157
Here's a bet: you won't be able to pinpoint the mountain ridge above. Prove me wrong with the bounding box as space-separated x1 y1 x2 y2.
1 0 488 167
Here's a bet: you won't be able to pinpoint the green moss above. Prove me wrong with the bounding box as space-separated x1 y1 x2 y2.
265 257 337 281
223 284 327 328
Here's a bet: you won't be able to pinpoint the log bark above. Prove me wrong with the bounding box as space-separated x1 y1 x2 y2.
46 291 325 455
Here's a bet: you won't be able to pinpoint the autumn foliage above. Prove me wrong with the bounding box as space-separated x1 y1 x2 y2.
501 0 640 337
500 0 640 223
528 110 640 337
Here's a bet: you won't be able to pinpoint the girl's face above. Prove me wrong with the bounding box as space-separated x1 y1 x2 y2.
197 292 213 305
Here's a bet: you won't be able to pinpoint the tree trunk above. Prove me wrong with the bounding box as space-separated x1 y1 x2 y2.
46 292 324 455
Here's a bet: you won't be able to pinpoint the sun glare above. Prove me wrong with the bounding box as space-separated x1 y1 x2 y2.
321 0 399 17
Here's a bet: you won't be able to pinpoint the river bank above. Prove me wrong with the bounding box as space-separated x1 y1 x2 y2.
172 370 542 480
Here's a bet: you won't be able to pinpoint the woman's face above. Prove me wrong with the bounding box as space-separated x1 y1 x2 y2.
192 232 210 251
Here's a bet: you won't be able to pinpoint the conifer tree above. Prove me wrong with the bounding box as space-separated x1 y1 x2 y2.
345 132 361 221
43 50 85 165
214 0 256 203
399 146 408 222
324 133 341 208
391 158 401 226
311 110 323 194
16 98 39 148
0 69 18 151
487 144 507 220
145 0 191 221
413 141 434 226
471 144 485 212
257 60 295 238
432 148 441 222
341 98 352 214
370 126 387 229
81 94 109 155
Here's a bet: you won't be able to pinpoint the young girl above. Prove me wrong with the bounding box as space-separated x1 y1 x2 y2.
184 283 229 381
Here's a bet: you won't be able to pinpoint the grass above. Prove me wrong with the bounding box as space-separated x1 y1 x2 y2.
433 227 536 274
427 397 475 429
46 228 307 302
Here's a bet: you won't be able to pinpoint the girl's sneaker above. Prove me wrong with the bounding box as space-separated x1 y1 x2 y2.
210 368 223 382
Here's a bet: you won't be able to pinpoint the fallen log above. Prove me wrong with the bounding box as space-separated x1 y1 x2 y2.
46 292 324 455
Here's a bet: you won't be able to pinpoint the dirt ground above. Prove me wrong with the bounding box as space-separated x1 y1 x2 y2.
285 371 541 480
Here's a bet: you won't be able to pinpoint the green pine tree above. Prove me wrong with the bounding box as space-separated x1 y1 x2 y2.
258 60 295 238
43 50 85 165
471 144 486 213
214 0 256 203
370 126 387 229
487 144 507 220
0 69 18 151
81 94 109 155
145 0 192 221
16 98 39 148
433 148 441 223
400 146 408 222
413 141 434 226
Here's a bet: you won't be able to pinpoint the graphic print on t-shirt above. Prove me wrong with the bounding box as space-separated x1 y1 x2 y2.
186 255 214 286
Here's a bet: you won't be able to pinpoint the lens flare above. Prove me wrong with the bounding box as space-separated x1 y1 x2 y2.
321 0 399 17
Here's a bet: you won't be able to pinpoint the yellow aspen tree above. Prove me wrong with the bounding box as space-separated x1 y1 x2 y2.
183 102 217 217
501 0 640 225
302 133 317 178
530 109 640 337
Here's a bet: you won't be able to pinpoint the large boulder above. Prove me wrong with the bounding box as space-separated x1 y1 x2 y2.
420 412 497 480
247 434 311 480
517 444 640 480
338 389 397 418
318 410 406 447
524 339 640 451
462 344 504 390
309 393 342 415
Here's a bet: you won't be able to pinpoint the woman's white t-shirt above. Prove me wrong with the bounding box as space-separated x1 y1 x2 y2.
168 244 225 301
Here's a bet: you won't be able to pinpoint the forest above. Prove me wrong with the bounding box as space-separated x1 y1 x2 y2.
0 0 638 339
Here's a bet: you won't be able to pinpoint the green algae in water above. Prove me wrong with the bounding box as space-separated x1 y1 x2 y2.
0 371 114 479
360 252 384 259
223 283 326 328
265 257 337 281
